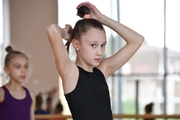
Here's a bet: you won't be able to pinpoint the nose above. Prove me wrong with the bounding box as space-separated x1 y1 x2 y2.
21 68 25 73
21 67 27 73
96 47 102 56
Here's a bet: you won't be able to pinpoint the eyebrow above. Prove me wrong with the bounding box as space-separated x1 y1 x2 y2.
90 41 107 44
13 63 28 66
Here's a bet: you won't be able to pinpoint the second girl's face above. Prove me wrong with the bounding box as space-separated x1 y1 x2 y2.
77 27 106 68
6 55 29 83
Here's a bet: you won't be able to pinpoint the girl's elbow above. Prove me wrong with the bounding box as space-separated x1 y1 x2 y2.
46 24 56 33
138 35 145 45
47 24 61 35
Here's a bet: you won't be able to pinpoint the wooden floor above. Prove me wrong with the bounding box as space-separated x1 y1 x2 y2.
35 114 180 119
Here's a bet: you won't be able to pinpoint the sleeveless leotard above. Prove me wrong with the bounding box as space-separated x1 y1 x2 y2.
65 66 113 120
0 86 32 120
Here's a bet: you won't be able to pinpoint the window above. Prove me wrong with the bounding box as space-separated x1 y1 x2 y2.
0 0 10 86
58 0 180 115
0 0 3 86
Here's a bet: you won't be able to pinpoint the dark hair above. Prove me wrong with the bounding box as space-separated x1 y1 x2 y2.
55 100 63 114
46 95 52 103
77 6 90 18
4 46 28 67
65 18 105 52
145 102 154 113
35 93 43 109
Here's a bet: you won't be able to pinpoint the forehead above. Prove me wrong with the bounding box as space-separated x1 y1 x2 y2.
10 55 28 64
81 28 106 43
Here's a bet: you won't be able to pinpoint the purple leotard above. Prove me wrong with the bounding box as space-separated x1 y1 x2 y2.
0 86 32 120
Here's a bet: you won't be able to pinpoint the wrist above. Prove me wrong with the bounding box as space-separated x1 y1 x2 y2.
61 28 66 39
98 15 106 24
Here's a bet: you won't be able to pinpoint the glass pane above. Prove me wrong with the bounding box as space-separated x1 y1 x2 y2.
166 0 180 52
0 0 3 86
108 75 164 114
120 0 164 75
166 0 180 74
166 0 180 115
167 75 180 114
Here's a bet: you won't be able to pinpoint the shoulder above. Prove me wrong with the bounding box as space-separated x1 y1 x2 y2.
96 60 111 79
29 90 36 107
62 65 79 94
29 90 35 100
0 87 4 102
24 88 35 102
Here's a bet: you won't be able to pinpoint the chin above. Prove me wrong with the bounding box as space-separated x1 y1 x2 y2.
93 63 100 67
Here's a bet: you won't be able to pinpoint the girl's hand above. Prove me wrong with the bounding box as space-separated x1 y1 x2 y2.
62 24 73 41
76 2 103 21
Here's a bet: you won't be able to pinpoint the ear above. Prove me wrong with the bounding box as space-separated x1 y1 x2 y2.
4 66 9 74
72 39 80 51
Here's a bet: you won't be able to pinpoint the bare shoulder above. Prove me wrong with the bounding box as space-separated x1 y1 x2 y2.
61 62 79 94
0 87 4 102
28 90 35 101
97 60 110 79
29 90 35 97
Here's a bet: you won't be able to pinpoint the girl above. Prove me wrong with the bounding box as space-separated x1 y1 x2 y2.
0 46 35 120
47 2 144 120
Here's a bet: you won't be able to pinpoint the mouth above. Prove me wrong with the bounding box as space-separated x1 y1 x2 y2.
20 75 26 79
94 58 101 62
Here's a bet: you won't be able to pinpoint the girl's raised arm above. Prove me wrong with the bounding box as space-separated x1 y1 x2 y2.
99 15 144 78
46 24 79 94
46 24 73 77
77 2 144 78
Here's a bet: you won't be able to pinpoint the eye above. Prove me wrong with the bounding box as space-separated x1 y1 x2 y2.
91 44 97 48
101 44 106 48
15 65 21 69
25 65 28 69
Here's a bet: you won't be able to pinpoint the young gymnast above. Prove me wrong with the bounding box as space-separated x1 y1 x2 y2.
0 46 35 120
47 2 144 120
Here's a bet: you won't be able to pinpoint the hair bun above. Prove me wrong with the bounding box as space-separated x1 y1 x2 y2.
77 6 90 18
6 46 14 53
149 102 154 106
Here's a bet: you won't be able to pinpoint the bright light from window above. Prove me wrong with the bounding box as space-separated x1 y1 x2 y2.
120 0 164 49
58 0 111 27
0 0 3 45
0 0 2 87
166 0 180 51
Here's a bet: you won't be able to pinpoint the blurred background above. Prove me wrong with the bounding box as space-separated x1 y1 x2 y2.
0 0 180 118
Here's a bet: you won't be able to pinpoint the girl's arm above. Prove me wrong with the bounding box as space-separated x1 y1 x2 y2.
77 2 144 78
46 24 72 76
30 90 35 120
46 24 79 94
0 88 4 103
99 15 144 78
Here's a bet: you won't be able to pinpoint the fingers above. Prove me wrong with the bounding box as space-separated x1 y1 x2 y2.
76 2 92 9
76 2 102 20
65 24 73 36
76 2 96 19
65 24 72 30
77 5 90 18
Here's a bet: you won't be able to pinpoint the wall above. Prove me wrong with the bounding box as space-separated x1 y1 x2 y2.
9 0 59 98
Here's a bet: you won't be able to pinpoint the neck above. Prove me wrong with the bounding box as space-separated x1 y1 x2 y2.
5 82 23 91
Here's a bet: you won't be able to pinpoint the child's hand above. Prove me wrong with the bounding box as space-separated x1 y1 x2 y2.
76 2 103 20
62 24 73 41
